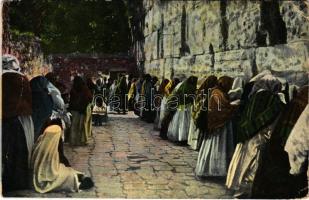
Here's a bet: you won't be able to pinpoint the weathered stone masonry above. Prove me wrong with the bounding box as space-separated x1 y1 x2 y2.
131 0 309 85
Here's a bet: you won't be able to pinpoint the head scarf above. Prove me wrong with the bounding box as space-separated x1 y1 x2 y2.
45 72 57 85
249 74 282 97
207 76 237 133
228 77 244 101
169 78 180 93
158 79 170 96
249 70 272 82
174 76 198 106
192 75 218 123
217 76 234 94
2 54 21 72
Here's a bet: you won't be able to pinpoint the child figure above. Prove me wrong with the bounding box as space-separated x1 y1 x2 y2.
92 96 107 126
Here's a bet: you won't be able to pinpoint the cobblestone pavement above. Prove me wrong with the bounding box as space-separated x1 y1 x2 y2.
8 112 232 198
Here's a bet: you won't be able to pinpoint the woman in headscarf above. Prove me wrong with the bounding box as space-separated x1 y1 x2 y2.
140 74 155 122
127 78 137 111
188 75 218 150
115 75 128 114
226 73 285 198
252 85 308 198
69 76 93 146
285 104 309 198
31 76 54 141
154 79 170 130
2 55 34 194
31 119 94 193
159 78 181 139
195 76 238 178
167 76 198 142
109 79 117 112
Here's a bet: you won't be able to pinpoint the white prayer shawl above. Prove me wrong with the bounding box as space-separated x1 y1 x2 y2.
167 104 192 142
228 77 244 101
47 82 65 111
31 125 82 193
18 115 34 165
195 121 234 177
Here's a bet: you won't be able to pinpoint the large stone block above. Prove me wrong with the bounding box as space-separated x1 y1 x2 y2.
190 54 214 76
202 1 222 53
256 41 309 72
214 49 256 80
280 1 309 42
226 1 261 50
187 2 205 55
162 16 181 58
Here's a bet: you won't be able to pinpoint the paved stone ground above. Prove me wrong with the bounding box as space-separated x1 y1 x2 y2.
7 112 232 198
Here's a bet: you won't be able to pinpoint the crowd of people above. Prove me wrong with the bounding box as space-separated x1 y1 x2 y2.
2 53 309 198
2 54 95 195
129 71 308 198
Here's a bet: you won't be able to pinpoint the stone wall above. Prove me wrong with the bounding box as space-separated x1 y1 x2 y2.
133 0 309 85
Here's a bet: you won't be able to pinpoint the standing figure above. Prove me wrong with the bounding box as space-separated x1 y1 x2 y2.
128 78 137 111
159 78 181 139
188 75 218 150
140 74 155 122
154 79 170 130
195 76 237 178
252 85 309 198
69 76 93 146
226 73 284 198
2 55 34 194
115 75 128 114
167 76 198 142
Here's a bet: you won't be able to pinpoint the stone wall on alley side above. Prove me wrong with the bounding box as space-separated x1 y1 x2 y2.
133 0 309 85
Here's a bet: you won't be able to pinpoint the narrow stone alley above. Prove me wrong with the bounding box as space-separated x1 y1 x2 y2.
9 112 232 198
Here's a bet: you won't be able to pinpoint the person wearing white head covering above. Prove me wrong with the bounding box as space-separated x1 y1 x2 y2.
2 54 34 194
249 74 282 98
226 71 284 198
2 54 21 72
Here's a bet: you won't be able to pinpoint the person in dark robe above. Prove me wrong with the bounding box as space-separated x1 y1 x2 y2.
69 76 93 146
2 55 34 194
159 78 181 139
195 76 238 177
128 78 137 111
226 73 285 198
115 75 128 114
30 76 54 141
154 79 170 130
140 74 156 122
86 77 97 95
188 75 218 150
252 85 309 198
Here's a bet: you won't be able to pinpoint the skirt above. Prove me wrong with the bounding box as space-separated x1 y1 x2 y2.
195 121 234 177
225 121 276 196
167 104 192 142
69 109 92 146
187 116 201 150
153 110 160 130
158 96 167 129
